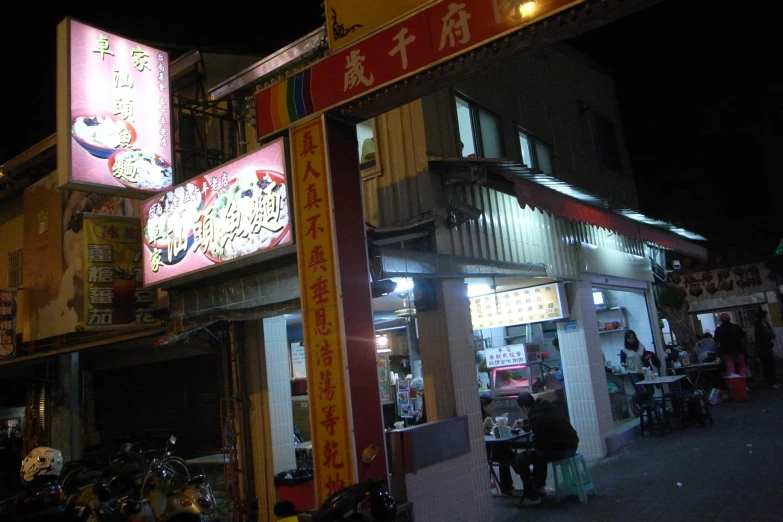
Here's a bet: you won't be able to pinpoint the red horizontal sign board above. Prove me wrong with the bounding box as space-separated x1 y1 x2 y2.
256 0 583 138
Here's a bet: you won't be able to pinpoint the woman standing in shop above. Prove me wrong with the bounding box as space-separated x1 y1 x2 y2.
621 330 648 393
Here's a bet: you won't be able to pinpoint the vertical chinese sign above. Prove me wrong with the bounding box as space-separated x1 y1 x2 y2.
0 289 17 359
57 18 173 197
82 214 158 330
290 118 355 501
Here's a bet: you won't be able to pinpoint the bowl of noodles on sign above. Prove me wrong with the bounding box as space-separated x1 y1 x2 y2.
72 113 137 159
108 148 173 191
196 170 290 264
143 182 203 266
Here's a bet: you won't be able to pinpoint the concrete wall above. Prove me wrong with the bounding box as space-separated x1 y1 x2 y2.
423 45 639 210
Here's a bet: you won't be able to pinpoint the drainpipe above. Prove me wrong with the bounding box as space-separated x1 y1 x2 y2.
233 98 248 156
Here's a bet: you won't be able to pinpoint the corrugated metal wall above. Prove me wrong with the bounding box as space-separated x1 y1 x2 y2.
572 221 646 256
435 184 582 279
362 100 432 228
431 184 647 280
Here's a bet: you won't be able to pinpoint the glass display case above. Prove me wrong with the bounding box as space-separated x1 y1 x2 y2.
489 363 547 398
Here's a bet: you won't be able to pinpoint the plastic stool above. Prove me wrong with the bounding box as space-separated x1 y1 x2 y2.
551 454 596 503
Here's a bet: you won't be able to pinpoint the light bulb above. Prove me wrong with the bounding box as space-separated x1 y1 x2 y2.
519 1 537 18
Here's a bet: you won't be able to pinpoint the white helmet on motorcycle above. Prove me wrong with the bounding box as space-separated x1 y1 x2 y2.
21 446 64 483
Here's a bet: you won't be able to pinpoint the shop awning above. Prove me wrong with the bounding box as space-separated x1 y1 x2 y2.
430 158 708 261
374 247 548 279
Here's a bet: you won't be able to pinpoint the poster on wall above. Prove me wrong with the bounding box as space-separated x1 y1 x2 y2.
57 18 173 197
0 289 17 359
396 378 413 418
82 214 159 330
141 138 291 287
22 172 142 342
470 283 569 330
290 342 307 379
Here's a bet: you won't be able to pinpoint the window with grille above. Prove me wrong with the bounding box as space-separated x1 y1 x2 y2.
8 248 22 288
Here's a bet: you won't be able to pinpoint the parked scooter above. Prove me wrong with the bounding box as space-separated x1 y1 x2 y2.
69 436 218 522
273 444 396 522
140 436 218 522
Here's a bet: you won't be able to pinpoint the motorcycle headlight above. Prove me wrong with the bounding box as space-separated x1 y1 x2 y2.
197 496 213 509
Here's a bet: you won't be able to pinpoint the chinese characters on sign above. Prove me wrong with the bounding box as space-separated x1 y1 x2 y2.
82 215 158 330
256 0 584 138
140 139 291 286
484 343 526 369
469 283 569 330
58 18 173 196
291 118 355 502
0 289 17 358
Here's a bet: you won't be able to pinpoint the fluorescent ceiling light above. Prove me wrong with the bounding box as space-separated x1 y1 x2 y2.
467 284 493 297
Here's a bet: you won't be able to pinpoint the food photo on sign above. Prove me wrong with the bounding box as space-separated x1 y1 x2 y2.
57 18 173 196
141 138 291 286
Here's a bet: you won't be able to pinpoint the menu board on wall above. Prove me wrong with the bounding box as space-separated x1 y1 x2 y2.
82 214 158 330
141 138 291 287
470 283 569 330
0 289 17 358
57 18 173 197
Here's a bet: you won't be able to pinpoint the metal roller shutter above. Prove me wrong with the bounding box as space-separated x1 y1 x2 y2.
94 354 223 459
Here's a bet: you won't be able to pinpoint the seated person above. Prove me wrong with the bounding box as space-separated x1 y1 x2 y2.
513 392 579 506
481 395 522 497
695 333 717 362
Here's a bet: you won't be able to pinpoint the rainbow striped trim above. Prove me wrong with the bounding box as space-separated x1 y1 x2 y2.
257 69 314 136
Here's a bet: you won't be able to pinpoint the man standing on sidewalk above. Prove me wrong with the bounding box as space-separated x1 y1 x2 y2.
714 313 749 377
754 309 778 388
513 392 579 506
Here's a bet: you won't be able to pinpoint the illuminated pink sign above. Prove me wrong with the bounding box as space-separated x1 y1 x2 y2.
141 138 291 286
57 18 173 196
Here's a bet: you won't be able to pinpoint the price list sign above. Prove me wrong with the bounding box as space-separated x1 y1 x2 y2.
470 283 569 330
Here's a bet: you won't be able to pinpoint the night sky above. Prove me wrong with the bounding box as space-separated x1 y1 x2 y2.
2 1 773 255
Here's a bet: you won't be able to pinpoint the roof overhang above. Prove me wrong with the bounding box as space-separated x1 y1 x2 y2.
374 247 549 279
208 28 325 101
430 158 708 260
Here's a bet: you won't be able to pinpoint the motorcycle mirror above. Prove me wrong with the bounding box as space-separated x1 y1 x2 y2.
169 436 177 445
361 444 380 465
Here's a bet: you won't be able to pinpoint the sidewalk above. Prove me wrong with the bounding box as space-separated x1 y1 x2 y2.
494 381 783 521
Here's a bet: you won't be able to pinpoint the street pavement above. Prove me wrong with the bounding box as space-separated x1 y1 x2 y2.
494 374 783 522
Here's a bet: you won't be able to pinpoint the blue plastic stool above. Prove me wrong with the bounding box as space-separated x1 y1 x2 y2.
551 453 596 503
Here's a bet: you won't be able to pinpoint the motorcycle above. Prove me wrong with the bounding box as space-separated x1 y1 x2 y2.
0 479 69 522
70 436 218 522
273 444 396 522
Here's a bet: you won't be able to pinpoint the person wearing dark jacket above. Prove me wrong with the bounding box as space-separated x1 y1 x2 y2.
714 312 748 376
754 309 778 388
513 392 579 506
